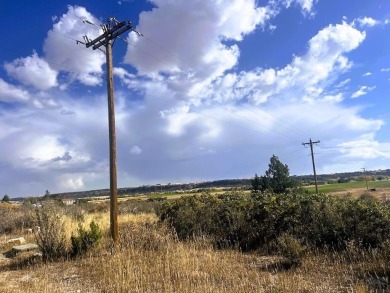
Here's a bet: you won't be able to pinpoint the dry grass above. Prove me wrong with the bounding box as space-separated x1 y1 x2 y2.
0 207 388 292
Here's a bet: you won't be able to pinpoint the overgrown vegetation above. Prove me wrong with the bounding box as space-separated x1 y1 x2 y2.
0 203 33 234
159 191 390 254
1 186 390 292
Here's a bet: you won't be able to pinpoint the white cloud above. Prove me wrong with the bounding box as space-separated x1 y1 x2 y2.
114 67 140 89
335 78 351 88
284 0 317 15
351 85 376 98
58 175 84 190
337 134 390 159
355 17 378 28
124 0 276 77
4 52 58 90
363 72 372 76
8 134 67 170
381 68 390 72
320 93 344 103
43 5 105 86
213 22 365 105
0 78 30 102
130 145 143 155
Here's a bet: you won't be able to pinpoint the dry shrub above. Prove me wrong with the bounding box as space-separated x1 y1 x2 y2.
273 233 306 260
34 202 68 261
81 201 110 214
118 199 162 214
63 204 86 222
359 191 378 203
119 221 176 252
0 203 33 234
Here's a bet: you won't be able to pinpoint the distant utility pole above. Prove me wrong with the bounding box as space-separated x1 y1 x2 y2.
362 168 369 190
302 138 320 194
82 17 141 250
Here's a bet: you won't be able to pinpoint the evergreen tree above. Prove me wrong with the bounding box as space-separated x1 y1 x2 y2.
259 155 294 194
251 173 261 192
2 194 10 203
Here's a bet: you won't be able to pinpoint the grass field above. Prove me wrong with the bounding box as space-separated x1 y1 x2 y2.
305 180 390 194
90 180 390 204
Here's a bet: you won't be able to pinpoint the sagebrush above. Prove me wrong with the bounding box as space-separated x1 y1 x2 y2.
159 191 390 253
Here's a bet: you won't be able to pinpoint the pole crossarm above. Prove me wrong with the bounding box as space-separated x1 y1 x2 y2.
85 20 134 50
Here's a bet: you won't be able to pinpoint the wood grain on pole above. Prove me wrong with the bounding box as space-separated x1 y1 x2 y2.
106 38 119 246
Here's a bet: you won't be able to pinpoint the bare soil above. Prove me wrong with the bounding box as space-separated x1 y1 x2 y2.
330 186 390 201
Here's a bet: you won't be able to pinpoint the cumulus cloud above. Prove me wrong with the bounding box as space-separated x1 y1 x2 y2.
0 78 30 102
0 94 108 195
114 67 140 89
351 85 376 98
124 0 276 78
43 5 105 86
58 175 84 190
118 4 382 185
202 21 365 105
338 134 390 159
4 52 58 90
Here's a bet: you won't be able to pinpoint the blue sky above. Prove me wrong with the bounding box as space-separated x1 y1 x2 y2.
1 0 390 197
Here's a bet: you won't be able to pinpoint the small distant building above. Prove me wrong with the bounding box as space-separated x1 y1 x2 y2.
62 198 76 206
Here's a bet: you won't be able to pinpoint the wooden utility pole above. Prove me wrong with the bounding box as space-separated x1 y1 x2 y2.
83 18 139 249
302 138 320 194
362 168 369 190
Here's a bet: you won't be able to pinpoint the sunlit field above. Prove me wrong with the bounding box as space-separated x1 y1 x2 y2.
1 187 390 292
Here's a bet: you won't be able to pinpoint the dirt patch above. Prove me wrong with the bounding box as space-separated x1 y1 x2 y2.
330 187 390 201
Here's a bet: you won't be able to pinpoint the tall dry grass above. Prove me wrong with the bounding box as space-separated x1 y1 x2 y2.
1 203 388 292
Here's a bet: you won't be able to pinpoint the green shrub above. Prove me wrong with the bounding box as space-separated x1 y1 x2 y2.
159 191 390 252
71 220 102 257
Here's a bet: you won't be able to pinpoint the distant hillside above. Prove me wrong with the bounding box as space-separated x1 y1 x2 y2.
20 169 390 201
